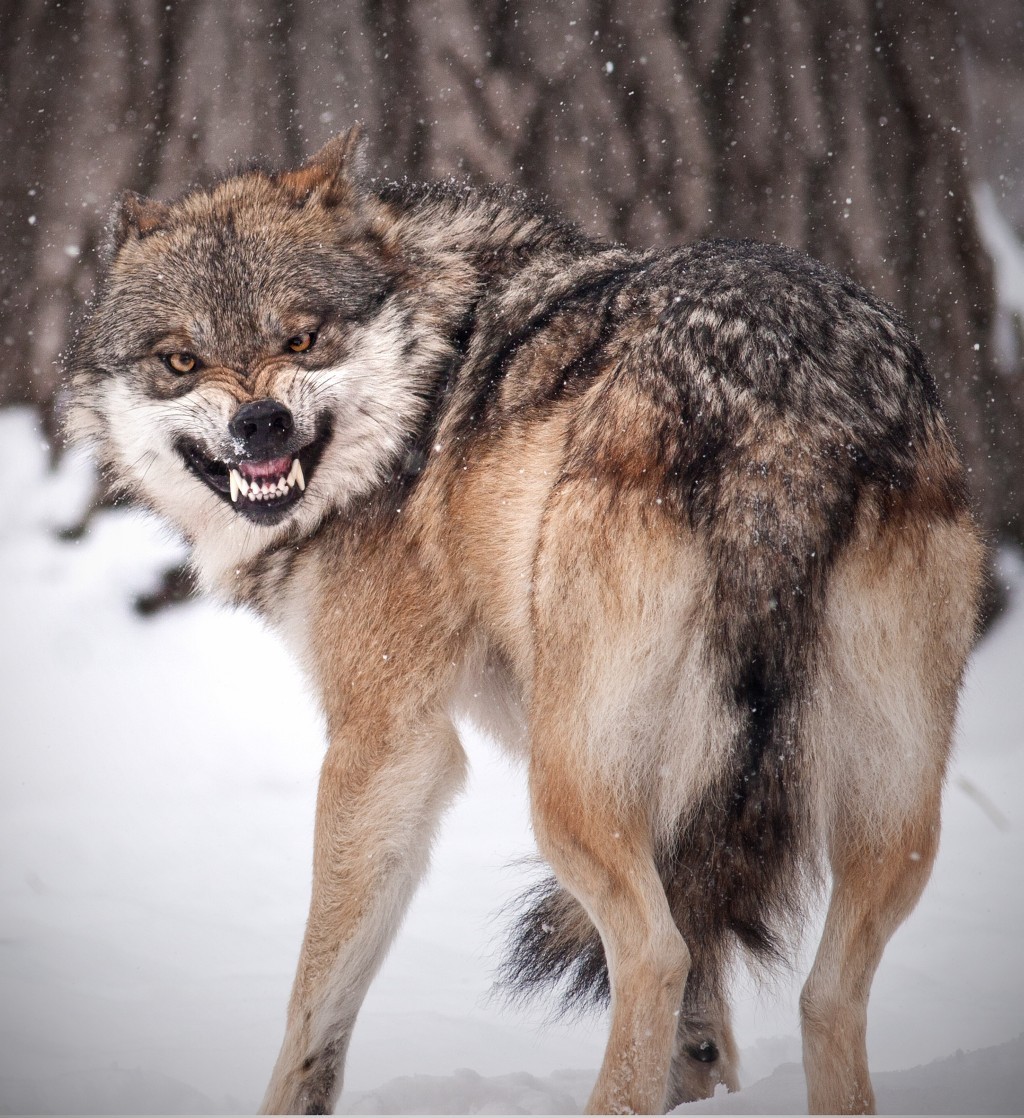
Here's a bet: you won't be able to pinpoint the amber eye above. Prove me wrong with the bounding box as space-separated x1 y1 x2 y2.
162 352 198 374
287 331 317 354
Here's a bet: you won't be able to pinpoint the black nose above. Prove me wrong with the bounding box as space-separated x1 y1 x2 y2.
229 399 294 457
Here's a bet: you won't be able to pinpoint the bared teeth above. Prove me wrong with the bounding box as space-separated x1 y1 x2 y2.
230 457 305 506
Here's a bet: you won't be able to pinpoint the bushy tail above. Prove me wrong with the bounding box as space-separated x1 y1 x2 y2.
501 437 856 1013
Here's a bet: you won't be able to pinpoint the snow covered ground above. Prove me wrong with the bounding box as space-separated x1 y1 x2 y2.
1 403 1022 1114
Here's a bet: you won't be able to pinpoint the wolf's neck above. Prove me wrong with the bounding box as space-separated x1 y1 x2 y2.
375 178 603 304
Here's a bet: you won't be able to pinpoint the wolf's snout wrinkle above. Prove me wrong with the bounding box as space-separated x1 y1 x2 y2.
230 398 294 456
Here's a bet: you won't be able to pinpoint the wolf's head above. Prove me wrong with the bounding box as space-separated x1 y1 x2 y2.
65 127 456 577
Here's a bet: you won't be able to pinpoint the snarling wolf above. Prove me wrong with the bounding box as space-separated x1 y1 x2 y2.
66 127 984 1115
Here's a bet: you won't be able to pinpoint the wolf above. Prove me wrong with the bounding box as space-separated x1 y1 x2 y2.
65 127 983 1115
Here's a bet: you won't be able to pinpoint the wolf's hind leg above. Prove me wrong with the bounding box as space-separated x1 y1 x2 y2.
529 747 690 1115
799 513 981 1115
527 494 723 1114
799 783 941 1115
666 951 740 1107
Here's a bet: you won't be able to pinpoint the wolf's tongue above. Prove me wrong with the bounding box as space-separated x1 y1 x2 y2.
239 455 292 481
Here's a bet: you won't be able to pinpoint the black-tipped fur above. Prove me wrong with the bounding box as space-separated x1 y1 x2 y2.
499 241 962 1016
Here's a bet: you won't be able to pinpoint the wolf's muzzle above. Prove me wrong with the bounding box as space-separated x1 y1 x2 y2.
176 406 332 526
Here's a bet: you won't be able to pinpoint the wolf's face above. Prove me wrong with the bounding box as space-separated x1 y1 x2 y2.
66 132 443 573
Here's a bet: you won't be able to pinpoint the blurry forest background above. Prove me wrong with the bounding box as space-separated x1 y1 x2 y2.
2 0 1023 550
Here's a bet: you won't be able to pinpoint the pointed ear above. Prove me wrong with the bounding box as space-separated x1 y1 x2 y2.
280 124 369 207
110 190 171 250
308 125 368 184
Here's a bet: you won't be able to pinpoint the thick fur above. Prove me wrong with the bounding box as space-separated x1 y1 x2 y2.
65 129 984 1115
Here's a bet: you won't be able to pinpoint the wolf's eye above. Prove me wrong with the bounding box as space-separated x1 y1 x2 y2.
287 331 317 354
163 352 198 374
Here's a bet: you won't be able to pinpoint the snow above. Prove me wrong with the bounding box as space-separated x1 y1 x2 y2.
1 402 1023 1115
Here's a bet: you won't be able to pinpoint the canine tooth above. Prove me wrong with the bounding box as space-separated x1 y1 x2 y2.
229 469 250 502
288 458 305 491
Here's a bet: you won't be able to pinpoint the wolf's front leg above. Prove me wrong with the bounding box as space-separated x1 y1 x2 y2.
260 710 466 1114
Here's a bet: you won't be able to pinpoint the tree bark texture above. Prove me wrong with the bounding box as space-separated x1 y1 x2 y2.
2 0 1020 540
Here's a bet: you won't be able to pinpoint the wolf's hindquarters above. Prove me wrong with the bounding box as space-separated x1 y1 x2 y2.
518 466 827 1112
507 409 982 1113
504 409 839 1017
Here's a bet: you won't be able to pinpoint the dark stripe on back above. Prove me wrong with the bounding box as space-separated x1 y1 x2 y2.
464 262 647 427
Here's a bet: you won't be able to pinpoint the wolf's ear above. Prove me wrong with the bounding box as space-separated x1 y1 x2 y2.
109 190 171 252
308 125 369 185
281 125 369 208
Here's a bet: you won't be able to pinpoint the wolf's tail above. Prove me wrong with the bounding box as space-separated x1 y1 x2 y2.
500 442 845 1011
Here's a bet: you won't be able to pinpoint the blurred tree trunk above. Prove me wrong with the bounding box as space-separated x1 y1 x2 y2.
2 0 1021 543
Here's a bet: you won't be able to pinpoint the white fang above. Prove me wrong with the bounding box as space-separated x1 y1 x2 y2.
288 458 306 491
228 469 251 502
